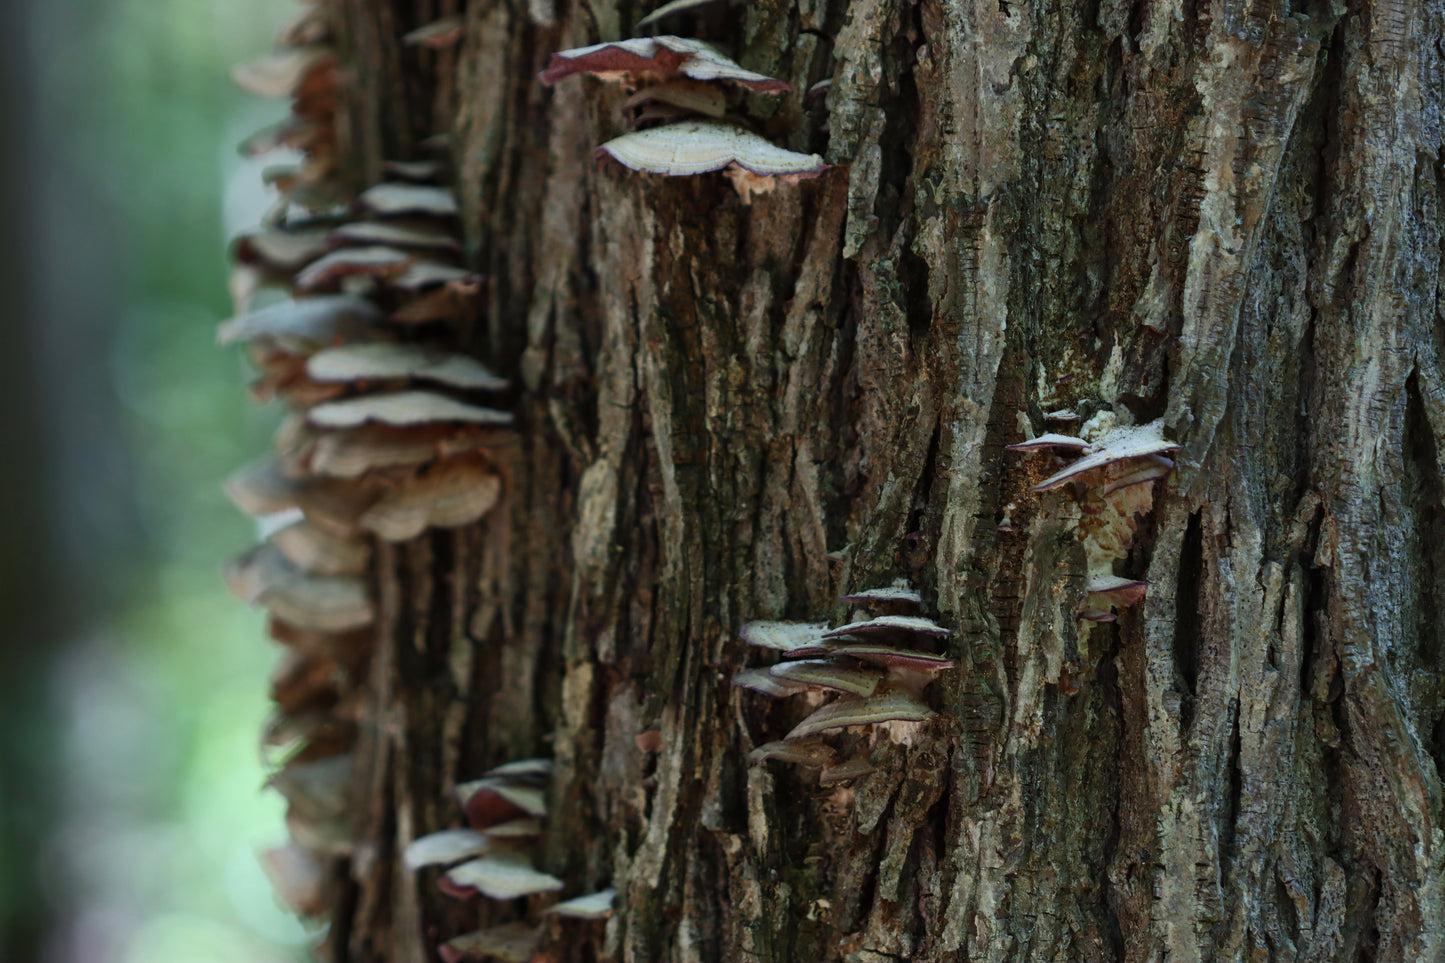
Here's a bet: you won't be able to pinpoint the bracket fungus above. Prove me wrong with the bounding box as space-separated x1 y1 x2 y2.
539 36 791 92
404 758 567 913
596 120 825 200
735 583 954 781
540 33 823 201
226 7 516 933
1009 417 1181 622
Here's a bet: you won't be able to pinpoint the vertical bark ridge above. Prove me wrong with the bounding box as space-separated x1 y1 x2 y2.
311 0 1445 958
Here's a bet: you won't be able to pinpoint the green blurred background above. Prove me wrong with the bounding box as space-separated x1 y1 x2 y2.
1 0 317 960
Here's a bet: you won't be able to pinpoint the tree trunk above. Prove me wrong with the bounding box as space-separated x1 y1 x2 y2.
259 0 1445 959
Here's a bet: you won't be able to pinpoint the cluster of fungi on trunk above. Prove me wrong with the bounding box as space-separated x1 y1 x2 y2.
221 0 514 938
735 585 957 783
539 25 825 201
402 759 616 962
1006 416 1180 622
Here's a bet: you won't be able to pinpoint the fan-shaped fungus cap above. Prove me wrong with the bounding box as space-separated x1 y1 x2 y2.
234 227 331 271
819 753 878 785
784 686 934 741
547 889 617 919
328 220 461 252
306 342 509 391
268 753 354 831
478 817 544 838
270 519 371 576
402 16 464 48
1099 455 1175 496
358 182 459 217
223 542 374 632
746 738 835 766
539 36 791 92
440 922 541 963
403 829 492 870
381 159 444 182
456 780 547 818
443 851 565 901
838 583 923 606
217 295 384 352
482 757 554 781
391 260 477 291
1005 433 1088 452
1079 575 1148 621
358 456 502 541
596 120 824 179
285 422 508 479
308 390 512 428
1029 420 1181 492
232 47 333 99
769 659 884 697
224 456 380 534
634 0 728 29
818 644 955 673
739 620 831 650
731 666 810 698
259 844 327 917
295 246 413 290
821 614 952 639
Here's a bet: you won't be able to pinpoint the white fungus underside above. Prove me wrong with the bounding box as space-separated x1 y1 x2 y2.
445 854 565 900
402 828 491 870
306 342 509 391
557 35 779 87
308 390 512 427
599 121 823 176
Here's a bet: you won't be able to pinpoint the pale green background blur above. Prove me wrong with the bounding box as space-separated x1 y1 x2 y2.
1 1 323 960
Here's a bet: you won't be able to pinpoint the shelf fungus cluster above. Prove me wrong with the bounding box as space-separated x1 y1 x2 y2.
1007 417 1180 622
539 34 824 201
403 759 616 962
734 584 955 783
223 0 511 931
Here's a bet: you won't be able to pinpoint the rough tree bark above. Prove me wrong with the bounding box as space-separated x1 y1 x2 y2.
319 0 1445 960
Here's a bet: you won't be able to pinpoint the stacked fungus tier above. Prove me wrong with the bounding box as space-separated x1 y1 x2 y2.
222 0 513 930
735 583 956 784
539 35 825 201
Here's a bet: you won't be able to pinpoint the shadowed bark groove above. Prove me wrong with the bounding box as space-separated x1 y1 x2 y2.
315 0 1445 960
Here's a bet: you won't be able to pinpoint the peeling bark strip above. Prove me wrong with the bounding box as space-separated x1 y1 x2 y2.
230 0 1445 959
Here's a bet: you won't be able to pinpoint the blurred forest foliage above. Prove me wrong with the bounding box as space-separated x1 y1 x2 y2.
2 0 320 960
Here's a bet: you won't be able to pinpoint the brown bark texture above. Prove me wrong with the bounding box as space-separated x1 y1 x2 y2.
317 0 1445 959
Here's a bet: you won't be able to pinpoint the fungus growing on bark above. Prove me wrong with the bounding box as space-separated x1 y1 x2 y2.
358 181 459 217
440 923 542 963
328 219 461 251
402 828 493 870
784 686 935 741
402 16 464 48
294 246 413 290
227 10 519 933
838 582 924 607
633 0 729 30
405 757 566 923
739 619 831 650
305 342 509 391
596 120 824 180
357 455 503 541
1010 417 1178 624
547 889 618 919
231 46 334 99
539 36 790 92
217 295 385 353
738 584 953 777
223 542 374 632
